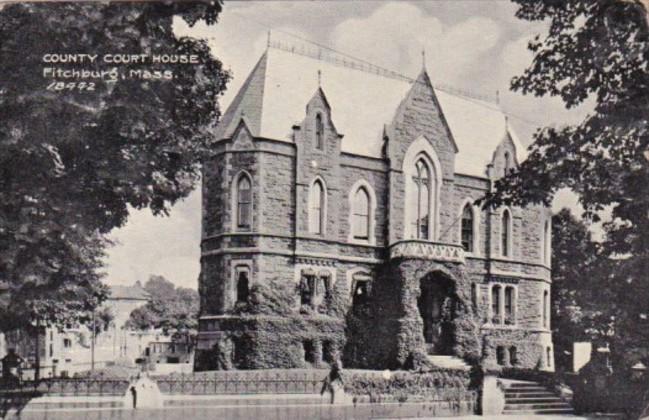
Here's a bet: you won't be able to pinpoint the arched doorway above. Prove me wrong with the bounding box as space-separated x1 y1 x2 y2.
417 272 457 355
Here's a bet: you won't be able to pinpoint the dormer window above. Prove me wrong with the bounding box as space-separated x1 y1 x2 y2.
504 151 512 175
315 113 324 150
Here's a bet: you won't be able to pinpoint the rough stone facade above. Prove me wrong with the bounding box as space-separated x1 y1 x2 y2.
195 48 554 372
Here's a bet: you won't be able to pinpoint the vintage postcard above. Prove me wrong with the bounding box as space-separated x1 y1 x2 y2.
1 1 647 419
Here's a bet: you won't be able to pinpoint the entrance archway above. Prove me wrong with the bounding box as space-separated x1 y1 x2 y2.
417 272 457 355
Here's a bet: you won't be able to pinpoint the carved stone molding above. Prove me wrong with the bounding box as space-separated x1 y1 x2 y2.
389 240 465 264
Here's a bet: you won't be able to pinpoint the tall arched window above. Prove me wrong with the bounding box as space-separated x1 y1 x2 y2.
543 220 551 265
236 174 252 230
461 204 474 252
501 209 511 257
410 158 432 239
352 187 370 240
543 290 549 328
315 113 324 150
309 180 325 235
504 151 512 176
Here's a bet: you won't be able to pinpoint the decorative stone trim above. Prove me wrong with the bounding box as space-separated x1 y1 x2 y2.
295 256 337 266
201 247 382 264
389 240 465 263
488 275 520 284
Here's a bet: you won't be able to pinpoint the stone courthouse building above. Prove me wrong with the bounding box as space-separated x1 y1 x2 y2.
195 44 554 372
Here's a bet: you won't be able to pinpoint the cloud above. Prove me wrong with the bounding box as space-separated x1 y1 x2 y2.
500 34 533 83
330 2 503 84
497 34 594 147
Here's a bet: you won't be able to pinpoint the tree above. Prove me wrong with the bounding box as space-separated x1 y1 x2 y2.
0 2 230 331
126 275 199 336
550 209 612 371
484 0 649 359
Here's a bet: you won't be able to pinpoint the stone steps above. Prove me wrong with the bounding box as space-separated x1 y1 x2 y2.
425 355 471 370
503 408 576 415
502 380 574 415
505 391 557 398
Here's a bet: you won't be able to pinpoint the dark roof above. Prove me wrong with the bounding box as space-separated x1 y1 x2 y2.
109 283 150 301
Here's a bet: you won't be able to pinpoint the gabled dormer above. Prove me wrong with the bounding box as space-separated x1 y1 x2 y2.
385 68 458 179
491 126 519 179
303 87 342 153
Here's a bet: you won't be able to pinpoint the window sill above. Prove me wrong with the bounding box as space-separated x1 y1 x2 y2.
483 322 519 330
348 237 375 246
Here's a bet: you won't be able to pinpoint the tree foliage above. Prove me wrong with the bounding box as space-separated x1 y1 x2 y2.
126 275 199 335
550 209 609 370
0 2 229 330
484 0 649 357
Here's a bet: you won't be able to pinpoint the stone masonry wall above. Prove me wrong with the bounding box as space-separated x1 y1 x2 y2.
198 68 553 371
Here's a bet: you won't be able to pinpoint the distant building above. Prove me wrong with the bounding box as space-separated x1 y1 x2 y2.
196 45 554 372
106 281 150 329
104 281 151 361
2 282 152 378
143 336 194 375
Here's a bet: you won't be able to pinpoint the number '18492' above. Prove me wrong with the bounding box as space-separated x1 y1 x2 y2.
46 82 96 91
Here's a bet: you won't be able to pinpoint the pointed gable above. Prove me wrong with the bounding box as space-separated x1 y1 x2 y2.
305 87 340 136
215 46 529 178
231 118 255 149
387 69 459 175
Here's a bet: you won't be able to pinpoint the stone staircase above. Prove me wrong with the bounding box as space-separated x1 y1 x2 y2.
502 380 574 415
426 355 471 371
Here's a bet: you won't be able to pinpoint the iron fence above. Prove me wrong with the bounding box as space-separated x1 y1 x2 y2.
0 378 129 397
154 369 329 395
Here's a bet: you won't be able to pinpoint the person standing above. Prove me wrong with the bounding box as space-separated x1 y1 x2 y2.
129 385 137 409
320 358 343 404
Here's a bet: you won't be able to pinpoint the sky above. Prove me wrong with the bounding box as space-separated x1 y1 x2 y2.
103 1 591 289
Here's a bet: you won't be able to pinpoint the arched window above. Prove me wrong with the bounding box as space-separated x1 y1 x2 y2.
543 290 549 328
236 174 252 230
501 209 511 257
309 180 325 234
461 204 474 252
504 151 512 176
352 280 370 307
236 267 249 303
547 347 553 368
352 187 370 240
349 270 372 307
410 158 432 240
315 113 324 150
544 220 551 265
491 285 501 324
